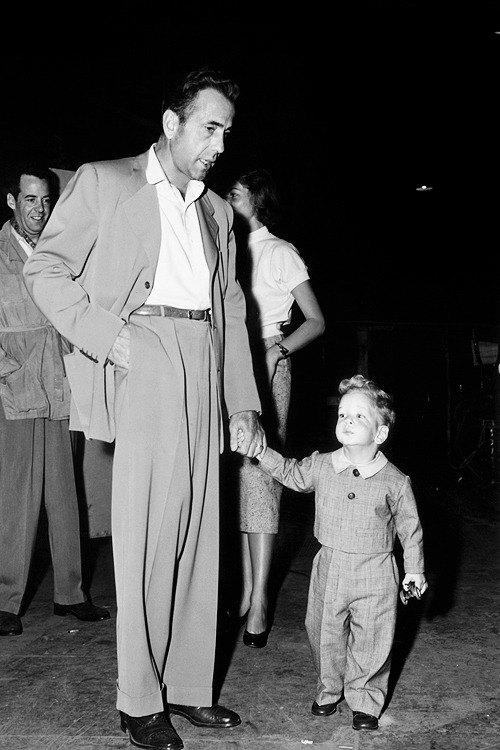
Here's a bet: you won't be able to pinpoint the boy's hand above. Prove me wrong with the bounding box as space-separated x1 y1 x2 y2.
402 573 428 598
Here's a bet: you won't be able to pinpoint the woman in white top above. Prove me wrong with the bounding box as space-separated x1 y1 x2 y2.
226 169 325 647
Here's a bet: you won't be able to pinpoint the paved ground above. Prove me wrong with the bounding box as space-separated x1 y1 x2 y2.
0 473 498 749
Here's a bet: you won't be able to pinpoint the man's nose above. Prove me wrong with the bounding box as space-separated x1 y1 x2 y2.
214 132 226 154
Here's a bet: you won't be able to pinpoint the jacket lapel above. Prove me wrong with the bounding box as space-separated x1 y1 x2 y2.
196 193 219 275
121 154 161 269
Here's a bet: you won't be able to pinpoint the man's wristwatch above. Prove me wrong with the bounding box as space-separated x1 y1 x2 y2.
276 342 290 359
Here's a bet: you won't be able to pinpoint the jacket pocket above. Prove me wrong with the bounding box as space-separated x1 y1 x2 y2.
1 363 48 415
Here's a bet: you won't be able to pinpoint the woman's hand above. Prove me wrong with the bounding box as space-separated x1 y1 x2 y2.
265 344 282 385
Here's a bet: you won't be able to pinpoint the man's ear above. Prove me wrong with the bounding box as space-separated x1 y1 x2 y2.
375 424 389 445
6 193 16 211
162 109 179 140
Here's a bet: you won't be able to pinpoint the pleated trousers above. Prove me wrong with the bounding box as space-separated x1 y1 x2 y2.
112 316 220 716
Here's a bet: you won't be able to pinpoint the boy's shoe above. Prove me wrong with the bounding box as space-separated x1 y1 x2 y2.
352 711 378 730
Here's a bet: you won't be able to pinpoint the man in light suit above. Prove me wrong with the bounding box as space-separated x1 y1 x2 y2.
24 69 266 750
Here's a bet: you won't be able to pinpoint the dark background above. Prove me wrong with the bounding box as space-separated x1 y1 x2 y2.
2 0 499 483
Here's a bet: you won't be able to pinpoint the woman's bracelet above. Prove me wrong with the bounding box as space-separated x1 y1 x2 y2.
276 342 290 359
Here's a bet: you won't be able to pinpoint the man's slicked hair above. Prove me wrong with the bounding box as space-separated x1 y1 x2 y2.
3 162 58 202
161 67 240 124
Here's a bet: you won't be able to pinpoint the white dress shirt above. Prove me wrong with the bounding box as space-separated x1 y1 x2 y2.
145 145 210 309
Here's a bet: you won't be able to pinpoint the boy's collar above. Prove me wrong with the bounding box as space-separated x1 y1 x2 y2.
331 448 388 478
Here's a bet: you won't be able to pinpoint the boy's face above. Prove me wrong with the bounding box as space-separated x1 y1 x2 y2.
336 391 388 449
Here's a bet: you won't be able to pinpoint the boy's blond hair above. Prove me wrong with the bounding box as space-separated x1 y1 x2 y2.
339 374 396 428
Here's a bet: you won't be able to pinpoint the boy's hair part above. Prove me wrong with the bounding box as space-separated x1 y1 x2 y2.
339 374 396 428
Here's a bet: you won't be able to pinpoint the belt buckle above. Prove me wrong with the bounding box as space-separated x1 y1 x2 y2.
188 310 193 320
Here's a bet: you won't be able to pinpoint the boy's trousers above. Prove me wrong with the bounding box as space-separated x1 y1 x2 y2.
305 545 399 717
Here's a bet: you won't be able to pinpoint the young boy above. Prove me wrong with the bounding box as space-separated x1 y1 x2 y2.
256 374 427 731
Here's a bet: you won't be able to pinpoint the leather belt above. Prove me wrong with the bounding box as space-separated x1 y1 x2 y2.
133 304 211 322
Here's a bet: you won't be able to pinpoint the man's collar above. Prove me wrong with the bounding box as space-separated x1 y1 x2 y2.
331 447 387 478
10 219 37 249
146 144 168 185
146 144 204 203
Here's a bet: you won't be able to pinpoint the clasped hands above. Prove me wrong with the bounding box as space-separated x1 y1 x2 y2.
229 410 266 459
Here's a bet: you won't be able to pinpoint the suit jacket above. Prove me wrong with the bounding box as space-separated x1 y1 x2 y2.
23 150 260 441
259 447 425 573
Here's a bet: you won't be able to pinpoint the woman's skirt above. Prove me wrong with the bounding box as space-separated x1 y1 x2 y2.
238 334 291 534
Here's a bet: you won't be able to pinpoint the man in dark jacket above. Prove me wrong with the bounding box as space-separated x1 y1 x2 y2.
0 162 109 636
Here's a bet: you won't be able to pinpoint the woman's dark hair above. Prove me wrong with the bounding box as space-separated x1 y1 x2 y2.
238 169 280 228
162 67 240 124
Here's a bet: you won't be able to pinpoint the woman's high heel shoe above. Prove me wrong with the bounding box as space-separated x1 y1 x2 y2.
243 627 269 648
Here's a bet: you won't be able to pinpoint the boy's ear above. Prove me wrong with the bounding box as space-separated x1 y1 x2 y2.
375 424 389 445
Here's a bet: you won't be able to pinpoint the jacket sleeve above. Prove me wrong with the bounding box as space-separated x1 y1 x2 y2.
217 201 261 417
259 447 317 493
393 477 425 573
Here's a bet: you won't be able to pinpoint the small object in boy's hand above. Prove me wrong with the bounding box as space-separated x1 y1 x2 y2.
400 581 421 605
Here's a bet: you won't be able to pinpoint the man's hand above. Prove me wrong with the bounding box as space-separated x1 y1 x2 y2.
108 325 130 369
229 410 266 458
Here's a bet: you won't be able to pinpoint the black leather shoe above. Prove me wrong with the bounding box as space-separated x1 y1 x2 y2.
168 704 241 728
243 628 269 648
120 711 183 749
352 711 378 730
0 611 22 636
53 600 110 621
311 700 337 716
